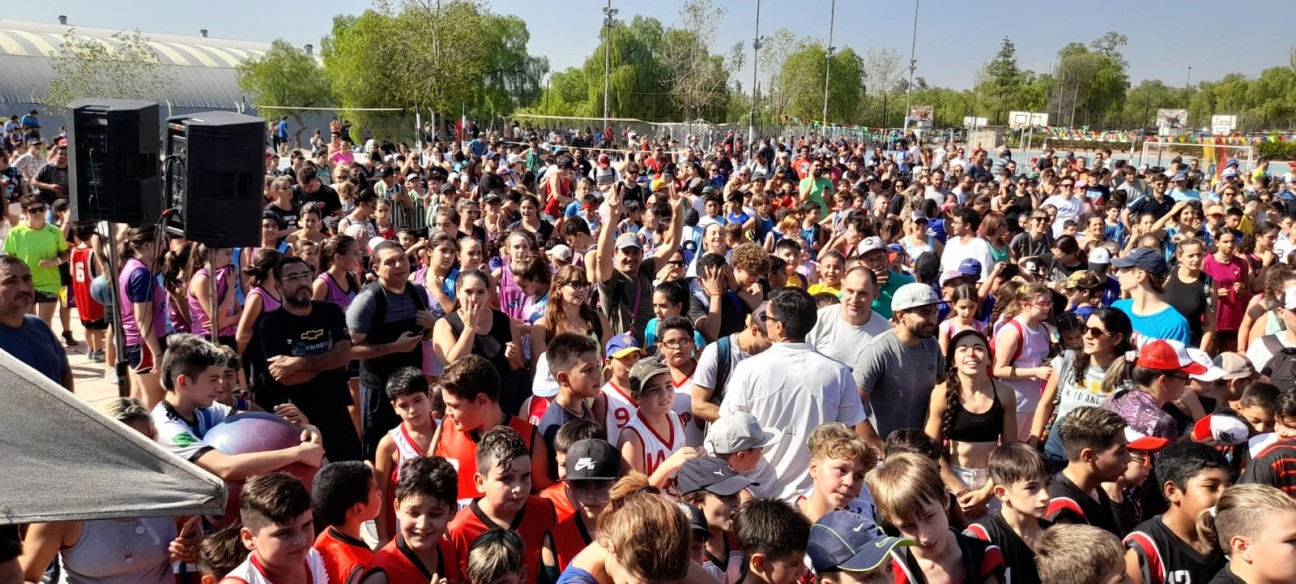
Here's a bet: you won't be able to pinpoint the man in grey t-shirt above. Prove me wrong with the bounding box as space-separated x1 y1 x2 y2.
853 283 944 452
691 303 773 424
807 268 891 373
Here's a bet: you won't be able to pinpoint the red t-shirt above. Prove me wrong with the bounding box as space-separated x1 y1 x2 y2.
362 534 462 584
448 497 557 584
432 415 537 505
312 527 373 584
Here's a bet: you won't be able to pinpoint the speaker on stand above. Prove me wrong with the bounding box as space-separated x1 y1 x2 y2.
66 99 162 224
164 111 265 248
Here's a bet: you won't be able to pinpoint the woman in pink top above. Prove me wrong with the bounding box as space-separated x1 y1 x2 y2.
1203 229 1250 352
234 248 283 355
991 282 1054 442
186 244 241 349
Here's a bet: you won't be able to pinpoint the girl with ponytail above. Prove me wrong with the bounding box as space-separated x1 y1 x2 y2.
557 473 695 584
992 281 1054 441
925 329 1017 515
1196 483 1296 583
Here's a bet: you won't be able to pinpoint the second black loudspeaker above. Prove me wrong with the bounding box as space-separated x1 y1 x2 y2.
165 111 264 248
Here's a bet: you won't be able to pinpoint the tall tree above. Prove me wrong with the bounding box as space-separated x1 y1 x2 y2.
776 42 862 122
661 0 733 122
236 39 333 148
975 37 1022 125
759 29 805 118
44 29 176 109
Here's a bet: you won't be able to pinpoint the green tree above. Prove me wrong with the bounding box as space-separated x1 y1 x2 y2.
661 0 733 122
236 39 332 148
776 42 864 122
1047 37 1128 128
45 29 177 109
759 29 806 118
574 16 673 120
975 37 1022 125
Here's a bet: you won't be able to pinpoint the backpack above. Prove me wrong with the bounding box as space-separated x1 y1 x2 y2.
1262 335 1296 390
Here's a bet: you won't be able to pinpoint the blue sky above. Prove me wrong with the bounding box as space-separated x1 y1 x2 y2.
11 0 1295 90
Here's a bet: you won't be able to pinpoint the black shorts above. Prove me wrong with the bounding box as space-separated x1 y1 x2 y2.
126 335 169 369
80 318 108 330
59 264 71 286
34 290 57 303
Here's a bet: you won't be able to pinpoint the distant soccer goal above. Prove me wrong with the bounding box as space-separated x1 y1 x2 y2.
1140 140 1255 176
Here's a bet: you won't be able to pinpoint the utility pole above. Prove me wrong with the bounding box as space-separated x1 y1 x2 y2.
749 0 761 158
1185 65 1193 107
822 0 835 125
602 0 617 134
903 0 919 130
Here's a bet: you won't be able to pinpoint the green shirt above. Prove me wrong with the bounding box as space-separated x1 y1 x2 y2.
873 270 915 320
799 176 833 219
4 223 67 293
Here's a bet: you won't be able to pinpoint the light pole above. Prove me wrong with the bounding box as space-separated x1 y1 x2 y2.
1185 65 1193 106
822 0 835 126
904 0 919 131
749 0 761 157
602 0 618 134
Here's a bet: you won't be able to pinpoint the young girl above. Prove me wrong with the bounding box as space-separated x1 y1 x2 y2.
234 248 283 356
1164 237 1218 349
926 330 1017 516
557 473 696 584
807 250 845 297
992 282 1054 442
1198 483 1296 584
373 199 396 240
644 280 705 350
187 244 241 349
940 283 987 355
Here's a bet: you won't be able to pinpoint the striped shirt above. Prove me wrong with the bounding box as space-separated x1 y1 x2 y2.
1241 437 1296 497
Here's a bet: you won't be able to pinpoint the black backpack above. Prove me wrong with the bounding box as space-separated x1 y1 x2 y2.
1262 335 1296 390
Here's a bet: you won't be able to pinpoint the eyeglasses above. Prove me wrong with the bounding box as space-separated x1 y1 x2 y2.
1165 373 1191 382
26 207 45 214
281 271 314 283
1084 326 1108 338
660 338 694 349
1060 183 1074 188
666 260 685 267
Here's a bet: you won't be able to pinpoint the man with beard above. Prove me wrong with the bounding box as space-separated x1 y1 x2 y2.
249 256 362 461
854 283 945 451
0 256 70 389
594 188 686 344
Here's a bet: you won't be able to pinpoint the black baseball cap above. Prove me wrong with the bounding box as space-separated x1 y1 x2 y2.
679 502 713 540
564 439 619 481
677 456 755 496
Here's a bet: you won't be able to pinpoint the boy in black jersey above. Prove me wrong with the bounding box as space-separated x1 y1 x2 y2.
965 443 1051 584
1123 443 1230 584
1046 406 1132 537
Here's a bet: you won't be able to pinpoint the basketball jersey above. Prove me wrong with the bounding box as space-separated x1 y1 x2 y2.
702 532 748 584
601 381 637 435
1124 516 1225 584
621 411 686 496
548 515 595 573
312 527 373 584
671 375 704 447
528 396 551 427
448 497 557 584
540 482 577 523
363 534 462 584
433 415 537 508
70 247 103 321
383 423 432 536
965 512 1049 584
221 549 328 584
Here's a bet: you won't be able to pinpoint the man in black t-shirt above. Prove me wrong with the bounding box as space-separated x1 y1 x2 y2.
250 257 361 461
293 166 342 218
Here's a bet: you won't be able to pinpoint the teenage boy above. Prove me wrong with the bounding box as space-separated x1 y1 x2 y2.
537 332 604 478
705 411 782 499
680 456 757 584
311 461 381 584
965 443 1052 584
433 354 550 506
220 473 328 583
374 366 436 542
448 426 557 584
799 422 877 525
807 510 915 584
1035 524 1128 584
868 452 1006 583
1123 443 1230 584
601 332 643 435
732 498 812 584
361 456 463 584
541 438 619 577
1046 406 1132 537
150 334 324 482
540 418 606 522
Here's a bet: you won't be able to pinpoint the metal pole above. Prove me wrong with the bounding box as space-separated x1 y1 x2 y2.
749 0 761 159
100 221 129 398
1185 66 1193 107
822 0 835 124
602 0 617 133
904 0 919 129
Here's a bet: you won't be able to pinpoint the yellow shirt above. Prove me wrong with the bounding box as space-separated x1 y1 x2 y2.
806 283 840 297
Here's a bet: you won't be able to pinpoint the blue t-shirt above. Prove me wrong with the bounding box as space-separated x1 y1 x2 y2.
556 567 600 584
0 315 68 383
275 120 288 139
1112 298 1191 346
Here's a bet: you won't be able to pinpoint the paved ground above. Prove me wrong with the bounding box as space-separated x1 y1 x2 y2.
57 307 124 407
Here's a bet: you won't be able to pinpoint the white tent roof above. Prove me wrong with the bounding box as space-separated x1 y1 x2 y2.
0 349 226 524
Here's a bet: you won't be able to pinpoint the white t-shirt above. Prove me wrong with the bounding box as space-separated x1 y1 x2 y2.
671 374 704 448
1042 194 1084 237
601 380 637 436
150 401 233 462
940 236 994 280
806 305 892 377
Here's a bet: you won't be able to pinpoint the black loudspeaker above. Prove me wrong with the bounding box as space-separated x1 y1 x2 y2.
66 99 162 224
165 111 265 247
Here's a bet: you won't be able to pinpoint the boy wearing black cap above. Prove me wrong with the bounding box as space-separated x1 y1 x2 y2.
541 438 620 578
808 510 914 584
680 456 757 584
680 502 714 565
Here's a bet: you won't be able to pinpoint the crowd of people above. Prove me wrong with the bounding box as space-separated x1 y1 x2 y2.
5 114 1296 584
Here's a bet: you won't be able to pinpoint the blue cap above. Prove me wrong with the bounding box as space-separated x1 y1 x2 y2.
957 258 982 279
1111 246 1168 277
605 332 642 359
1227 157 1239 167
808 511 913 573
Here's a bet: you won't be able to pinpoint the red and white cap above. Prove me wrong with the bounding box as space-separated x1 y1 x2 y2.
1136 339 1208 376
1187 348 1228 382
1125 427 1169 452
1191 413 1251 446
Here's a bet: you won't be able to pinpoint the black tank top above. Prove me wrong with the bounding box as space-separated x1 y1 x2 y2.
948 382 1005 443
1125 515 1225 584
1163 270 1208 345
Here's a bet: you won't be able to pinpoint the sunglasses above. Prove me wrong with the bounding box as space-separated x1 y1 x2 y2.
26 207 45 214
1084 326 1108 337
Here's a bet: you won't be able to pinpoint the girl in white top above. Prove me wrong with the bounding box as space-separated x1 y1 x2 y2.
991 282 1055 442
618 360 697 498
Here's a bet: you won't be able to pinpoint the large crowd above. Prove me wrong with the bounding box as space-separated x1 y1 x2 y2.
5 110 1296 584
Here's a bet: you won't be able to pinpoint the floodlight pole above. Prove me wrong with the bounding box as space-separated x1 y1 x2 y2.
602 0 617 134
822 0 835 126
749 0 761 159
904 0 919 132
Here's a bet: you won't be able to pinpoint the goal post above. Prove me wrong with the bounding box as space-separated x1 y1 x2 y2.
1140 139 1255 177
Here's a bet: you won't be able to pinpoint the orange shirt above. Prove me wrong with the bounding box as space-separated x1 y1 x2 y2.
312 527 373 584
362 534 462 584
448 497 556 584
432 414 537 506
539 483 577 523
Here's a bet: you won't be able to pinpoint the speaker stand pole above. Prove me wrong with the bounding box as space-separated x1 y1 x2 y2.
208 253 219 346
100 221 130 398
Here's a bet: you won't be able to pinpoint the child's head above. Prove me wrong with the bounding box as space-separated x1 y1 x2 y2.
394 456 458 552
605 332 645 379
596 473 691 584
563 438 619 523
160 334 227 405
1198 483 1296 582
553 418 606 480
441 354 502 431
1275 387 1296 438
883 429 943 461
628 359 673 416
680 457 755 534
311 461 380 529
679 502 713 563
807 423 877 511
987 442 1051 520
1239 382 1279 435
213 345 240 404
865 454 948 550
198 522 246 584
547 332 602 398
948 284 979 321
1155 442 1230 521
808 511 914 584
474 426 532 515
706 411 783 474
1035 524 1127 584
733 499 811 584
466 529 527 584
1057 406 1130 482
238 473 314 569
386 365 432 426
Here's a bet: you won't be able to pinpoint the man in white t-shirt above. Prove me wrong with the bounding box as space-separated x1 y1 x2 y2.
939 207 994 280
1041 178 1086 237
1246 285 1296 374
807 267 892 371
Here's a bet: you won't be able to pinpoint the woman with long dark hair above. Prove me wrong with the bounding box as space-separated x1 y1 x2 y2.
433 269 527 414
186 244 241 349
531 265 610 363
118 225 168 408
1163 237 1218 349
234 248 283 355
